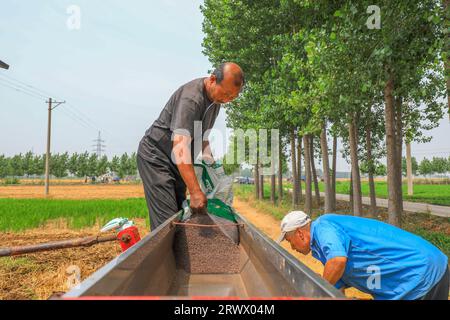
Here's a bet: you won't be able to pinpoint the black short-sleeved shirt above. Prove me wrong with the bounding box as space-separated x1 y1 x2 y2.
138 77 221 163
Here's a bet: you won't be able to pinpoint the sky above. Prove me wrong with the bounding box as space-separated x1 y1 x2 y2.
0 1 449 172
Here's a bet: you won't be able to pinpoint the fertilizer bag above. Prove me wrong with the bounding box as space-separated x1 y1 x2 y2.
181 159 239 244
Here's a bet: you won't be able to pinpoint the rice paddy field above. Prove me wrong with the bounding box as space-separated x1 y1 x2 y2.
333 181 450 206
0 198 149 232
284 180 450 206
0 184 150 232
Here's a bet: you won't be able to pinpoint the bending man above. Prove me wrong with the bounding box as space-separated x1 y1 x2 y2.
278 211 449 300
137 62 244 230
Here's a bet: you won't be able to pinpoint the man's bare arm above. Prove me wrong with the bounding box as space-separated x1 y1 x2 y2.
323 256 347 286
172 134 207 214
202 139 214 163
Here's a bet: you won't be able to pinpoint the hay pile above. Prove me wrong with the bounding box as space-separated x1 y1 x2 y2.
0 218 148 300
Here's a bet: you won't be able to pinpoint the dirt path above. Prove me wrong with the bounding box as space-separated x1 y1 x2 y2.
0 184 144 199
233 198 372 300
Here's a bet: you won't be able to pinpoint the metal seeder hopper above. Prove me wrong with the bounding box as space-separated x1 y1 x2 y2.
64 210 344 299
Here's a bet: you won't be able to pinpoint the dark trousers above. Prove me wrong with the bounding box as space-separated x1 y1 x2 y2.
137 144 186 231
418 266 449 300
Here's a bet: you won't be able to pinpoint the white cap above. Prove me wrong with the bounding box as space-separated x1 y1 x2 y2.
276 211 311 244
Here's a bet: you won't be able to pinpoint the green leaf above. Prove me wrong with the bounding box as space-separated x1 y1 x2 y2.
334 10 342 17
432 15 440 24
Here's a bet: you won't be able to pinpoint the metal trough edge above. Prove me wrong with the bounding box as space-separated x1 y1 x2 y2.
64 211 345 299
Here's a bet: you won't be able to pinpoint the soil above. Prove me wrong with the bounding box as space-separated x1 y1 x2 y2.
0 184 144 199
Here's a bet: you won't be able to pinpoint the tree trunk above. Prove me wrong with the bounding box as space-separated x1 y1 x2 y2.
303 135 312 214
297 133 303 203
447 58 450 121
366 124 377 216
447 60 450 121
384 75 402 226
349 171 353 212
259 173 264 200
278 140 283 203
254 163 260 200
445 0 450 120
310 136 321 207
348 115 363 216
270 140 276 205
290 128 299 208
395 98 404 217
270 174 276 204
395 97 403 194
406 142 413 196
320 123 332 213
331 134 337 211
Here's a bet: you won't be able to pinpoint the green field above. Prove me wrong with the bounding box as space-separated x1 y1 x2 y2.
282 181 450 206
0 198 149 232
1 189 449 256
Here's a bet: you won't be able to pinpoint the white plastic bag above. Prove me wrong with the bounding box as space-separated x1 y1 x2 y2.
193 159 233 206
180 158 238 243
181 158 233 221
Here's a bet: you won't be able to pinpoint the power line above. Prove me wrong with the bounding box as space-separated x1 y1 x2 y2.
66 102 105 133
0 80 46 101
0 74 97 126
0 78 101 133
59 108 94 131
0 74 55 98
0 76 49 99
1 73 131 154
0 74 105 134
62 105 99 131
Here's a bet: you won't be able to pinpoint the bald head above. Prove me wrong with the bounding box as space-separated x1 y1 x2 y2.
213 62 245 88
205 62 244 104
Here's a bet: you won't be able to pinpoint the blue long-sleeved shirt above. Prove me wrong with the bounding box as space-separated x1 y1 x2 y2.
310 214 448 300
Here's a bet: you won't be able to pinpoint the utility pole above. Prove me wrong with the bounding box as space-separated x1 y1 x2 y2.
0 59 9 69
45 98 65 196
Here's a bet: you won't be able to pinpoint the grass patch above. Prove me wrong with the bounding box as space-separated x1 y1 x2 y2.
334 181 450 206
0 257 37 271
0 198 149 232
1 177 20 185
411 228 450 257
234 184 293 221
282 181 450 206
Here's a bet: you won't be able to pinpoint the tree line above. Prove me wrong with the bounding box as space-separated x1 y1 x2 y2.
202 0 449 226
0 152 138 179
413 156 450 176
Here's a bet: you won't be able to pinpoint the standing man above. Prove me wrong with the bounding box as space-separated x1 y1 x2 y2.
277 211 449 300
137 62 244 230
